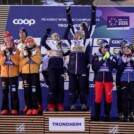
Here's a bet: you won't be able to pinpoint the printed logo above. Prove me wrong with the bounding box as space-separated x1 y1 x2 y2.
107 16 129 30
16 123 25 133
13 19 36 26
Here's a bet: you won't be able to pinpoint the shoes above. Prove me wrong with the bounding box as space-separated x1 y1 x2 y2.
105 115 110 121
48 104 55 111
81 104 88 111
123 117 129 122
129 112 134 122
32 109 38 115
26 109 32 116
38 104 42 114
93 115 100 121
118 113 124 121
56 104 64 111
1 110 8 115
11 110 18 115
70 105 76 111
24 105 28 114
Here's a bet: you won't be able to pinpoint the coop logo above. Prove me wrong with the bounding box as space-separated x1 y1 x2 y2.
110 39 123 46
13 19 36 26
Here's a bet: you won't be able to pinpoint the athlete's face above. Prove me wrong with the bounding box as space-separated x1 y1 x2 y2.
26 42 34 48
6 41 14 48
123 47 132 55
101 47 108 55
74 33 81 40
3 36 9 42
52 35 60 41
19 31 26 38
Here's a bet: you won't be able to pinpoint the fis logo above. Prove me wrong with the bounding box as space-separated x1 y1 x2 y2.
13 19 36 26
93 38 110 46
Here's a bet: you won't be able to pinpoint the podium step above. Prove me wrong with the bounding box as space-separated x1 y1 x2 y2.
43 111 91 134
0 115 44 134
90 121 134 134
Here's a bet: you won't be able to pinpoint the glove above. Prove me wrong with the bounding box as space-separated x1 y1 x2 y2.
81 22 87 28
131 56 134 61
64 73 68 80
46 28 52 35
103 52 110 60
3 51 7 57
122 55 127 63
8 48 12 55
126 57 131 63
68 24 73 29
66 6 70 14
58 41 62 46
31 50 36 56
91 0 96 12
27 49 31 58
130 56 134 64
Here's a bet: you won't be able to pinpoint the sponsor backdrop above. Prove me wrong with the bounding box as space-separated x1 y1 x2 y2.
0 6 134 116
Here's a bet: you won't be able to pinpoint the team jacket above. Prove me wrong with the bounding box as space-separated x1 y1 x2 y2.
0 46 20 77
113 50 122 81
92 52 116 82
117 55 134 82
41 35 70 69
63 26 90 75
19 45 41 74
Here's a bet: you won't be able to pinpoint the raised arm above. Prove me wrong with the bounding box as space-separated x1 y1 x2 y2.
88 2 96 38
41 28 52 50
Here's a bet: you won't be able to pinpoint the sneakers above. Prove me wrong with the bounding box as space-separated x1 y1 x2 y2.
48 104 55 111
56 104 64 111
26 109 32 116
32 109 38 115
70 105 76 111
11 110 18 115
1 110 8 115
81 104 88 111
118 113 124 122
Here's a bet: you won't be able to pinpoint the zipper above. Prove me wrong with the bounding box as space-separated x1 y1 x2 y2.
75 53 78 74
103 72 105 83
128 73 129 83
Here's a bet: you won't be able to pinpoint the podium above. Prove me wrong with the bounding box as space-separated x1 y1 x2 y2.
43 111 91 134
1 111 134 133
0 115 44 134
90 121 134 134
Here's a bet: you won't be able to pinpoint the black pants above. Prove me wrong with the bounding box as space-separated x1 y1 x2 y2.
121 81 134 118
116 79 123 114
1 77 19 111
37 73 42 105
42 70 50 86
48 68 64 104
69 73 87 105
22 74 39 110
